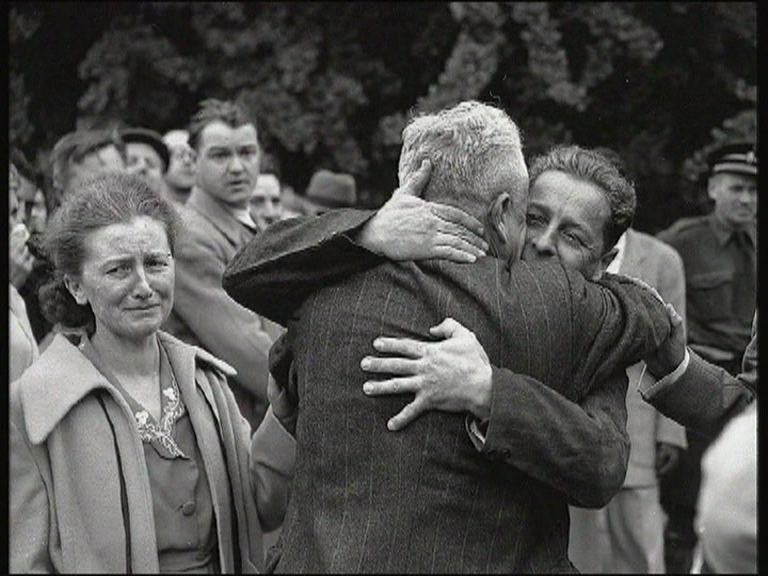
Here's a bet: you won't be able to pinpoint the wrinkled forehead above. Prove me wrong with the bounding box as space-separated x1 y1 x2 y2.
198 121 258 150
82 217 172 261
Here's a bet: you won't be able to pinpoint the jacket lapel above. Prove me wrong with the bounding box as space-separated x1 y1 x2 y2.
185 187 255 249
159 332 238 572
21 334 115 444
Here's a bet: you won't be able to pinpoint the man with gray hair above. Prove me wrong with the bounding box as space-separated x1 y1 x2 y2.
224 101 672 572
49 129 127 207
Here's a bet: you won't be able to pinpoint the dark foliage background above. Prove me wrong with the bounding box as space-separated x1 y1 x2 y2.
10 2 757 233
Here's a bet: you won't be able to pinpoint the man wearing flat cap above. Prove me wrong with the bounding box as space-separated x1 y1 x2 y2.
655 140 757 573
122 127 171 198
301 169 357 215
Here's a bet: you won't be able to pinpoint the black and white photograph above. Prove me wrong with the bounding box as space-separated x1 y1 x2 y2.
8 2 758 573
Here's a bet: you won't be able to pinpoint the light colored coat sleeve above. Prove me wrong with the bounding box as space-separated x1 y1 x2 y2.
10 396 54 573
250 405 296 532
172 224 273 404
206 363 296 535
652 244 688 449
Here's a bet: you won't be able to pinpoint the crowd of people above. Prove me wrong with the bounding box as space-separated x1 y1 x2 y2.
9 97 757 574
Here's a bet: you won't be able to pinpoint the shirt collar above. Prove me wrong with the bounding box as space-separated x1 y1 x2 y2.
605 231 627 275
186 187 258 241
708 213 756 247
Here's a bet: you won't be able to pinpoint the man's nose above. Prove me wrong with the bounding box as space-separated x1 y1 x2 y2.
738 190 757 203
531 229 557 256
228 154 245 172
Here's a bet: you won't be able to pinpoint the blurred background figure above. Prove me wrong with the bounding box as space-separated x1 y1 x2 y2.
122 127 170 195
10 148 55 348
50 128 127 207
162 129 197 205
656 140 757 574
694 402 757 574
251 173 284 232
27 186 49 236
301 169 357 215
10 148 41 223
568 148 688 574
278 184 309 219
9 161 39 382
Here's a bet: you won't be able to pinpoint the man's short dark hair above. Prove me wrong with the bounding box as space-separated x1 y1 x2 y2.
528 145 636 251
187 99 257 151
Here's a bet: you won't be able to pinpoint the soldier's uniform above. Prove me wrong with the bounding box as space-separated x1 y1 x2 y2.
656 141 757 574
658 214 756 368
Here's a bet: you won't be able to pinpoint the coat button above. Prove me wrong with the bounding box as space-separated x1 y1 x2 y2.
181 501 196 516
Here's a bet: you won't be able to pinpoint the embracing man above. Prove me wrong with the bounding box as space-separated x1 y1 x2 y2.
223 101 673 572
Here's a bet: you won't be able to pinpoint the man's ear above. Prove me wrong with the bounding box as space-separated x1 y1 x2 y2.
484 193 511 258
487 193 510 238
707 176 720 201
63 275 88 306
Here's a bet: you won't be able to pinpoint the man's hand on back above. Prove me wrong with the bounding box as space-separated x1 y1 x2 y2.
360 318 493 430
354 160 488 263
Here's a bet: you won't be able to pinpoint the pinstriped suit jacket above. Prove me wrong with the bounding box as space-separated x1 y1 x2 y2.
223 211 672 573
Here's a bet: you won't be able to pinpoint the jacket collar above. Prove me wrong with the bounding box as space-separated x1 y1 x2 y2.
20 332 236 445
185 187 256 247
708 213 757 247
618 229 646 275
156 331 237 421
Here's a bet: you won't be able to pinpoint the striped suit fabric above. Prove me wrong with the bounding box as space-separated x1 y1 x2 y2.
223 212 672 573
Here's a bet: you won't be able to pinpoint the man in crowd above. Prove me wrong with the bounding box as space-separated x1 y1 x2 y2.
9 150 39 293
162 128 197 205
10 149 54 346
655 140 757 573
223 102 674 572
161 98 275 430
300 168 357 215
121 127 170 196
251 173 284 232
49 128 126 207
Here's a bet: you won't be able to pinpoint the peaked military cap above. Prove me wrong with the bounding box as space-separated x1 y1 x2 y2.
707 141 757 177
